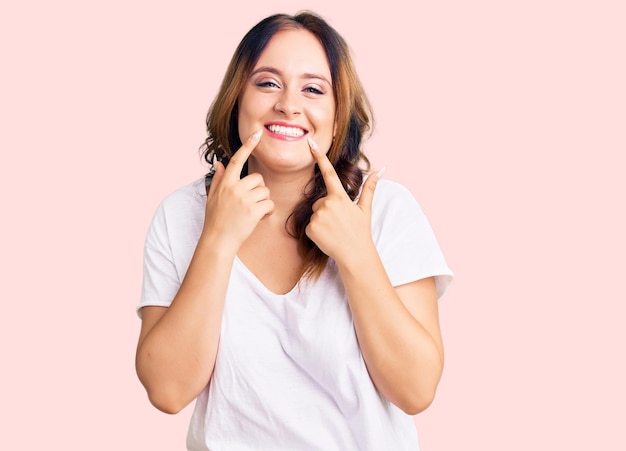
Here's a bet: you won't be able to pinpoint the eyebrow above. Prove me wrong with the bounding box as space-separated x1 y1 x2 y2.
250 66 332 86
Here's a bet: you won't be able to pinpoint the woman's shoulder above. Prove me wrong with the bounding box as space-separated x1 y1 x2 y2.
375 177 414 196
161 177 205 203
372 178 422 212
155 177 206 212
147 178 206 230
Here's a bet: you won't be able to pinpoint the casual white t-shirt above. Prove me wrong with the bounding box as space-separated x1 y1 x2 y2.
138 177 453 451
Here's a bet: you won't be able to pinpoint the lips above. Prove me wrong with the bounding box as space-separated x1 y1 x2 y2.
264 122 308 140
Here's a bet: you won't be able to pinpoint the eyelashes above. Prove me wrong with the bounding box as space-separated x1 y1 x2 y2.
304 86 324 95
256 81 279 88
254 80 326 95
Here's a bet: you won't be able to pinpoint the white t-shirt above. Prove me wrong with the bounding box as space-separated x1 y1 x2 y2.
139 177 453 451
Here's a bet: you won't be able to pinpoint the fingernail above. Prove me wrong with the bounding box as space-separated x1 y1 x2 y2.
373 167 386 181
307 136 319 152
250 129 263 142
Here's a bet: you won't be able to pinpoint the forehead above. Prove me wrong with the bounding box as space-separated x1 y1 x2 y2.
253 29 331 79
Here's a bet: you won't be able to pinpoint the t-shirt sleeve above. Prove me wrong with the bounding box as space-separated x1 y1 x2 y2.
371 180 453 299
137 202 181 317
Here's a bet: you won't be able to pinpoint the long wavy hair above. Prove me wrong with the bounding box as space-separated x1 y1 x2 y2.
200 11 374 279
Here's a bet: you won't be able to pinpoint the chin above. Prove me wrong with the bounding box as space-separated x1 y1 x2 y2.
250 154 314 175
252 141 309 166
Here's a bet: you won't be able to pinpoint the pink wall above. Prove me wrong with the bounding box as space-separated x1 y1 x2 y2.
2 0 624 449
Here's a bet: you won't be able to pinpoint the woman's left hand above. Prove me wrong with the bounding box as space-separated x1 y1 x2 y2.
305 137 381 263
307 138 444 416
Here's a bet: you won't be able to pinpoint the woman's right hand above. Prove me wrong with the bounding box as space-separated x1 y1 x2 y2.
201 129 274 253
136 129 273 414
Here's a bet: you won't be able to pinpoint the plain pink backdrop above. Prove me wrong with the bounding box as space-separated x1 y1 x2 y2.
2 0 624 449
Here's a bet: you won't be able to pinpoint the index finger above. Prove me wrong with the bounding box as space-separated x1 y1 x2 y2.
225 128 263 181
308 136 345 194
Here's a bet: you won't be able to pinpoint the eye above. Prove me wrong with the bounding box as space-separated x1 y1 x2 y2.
304 85 325 95
256 81 279 88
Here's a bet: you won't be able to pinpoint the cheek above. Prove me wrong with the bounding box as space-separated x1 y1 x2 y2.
237 95 259 137
312 103 336 136
311 106 335 152
237 109 248 137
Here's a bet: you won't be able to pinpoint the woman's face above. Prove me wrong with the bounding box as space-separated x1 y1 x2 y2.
238 29 336 175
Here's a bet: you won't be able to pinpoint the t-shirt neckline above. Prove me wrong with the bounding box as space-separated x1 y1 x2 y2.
234 255 304 298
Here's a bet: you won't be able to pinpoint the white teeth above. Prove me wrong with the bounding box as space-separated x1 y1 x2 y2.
267 124 305 137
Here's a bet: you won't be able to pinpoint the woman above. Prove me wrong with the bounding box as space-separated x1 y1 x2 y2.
136 11 453 450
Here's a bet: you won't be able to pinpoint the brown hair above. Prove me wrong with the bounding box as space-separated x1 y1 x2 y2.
200 11 374 279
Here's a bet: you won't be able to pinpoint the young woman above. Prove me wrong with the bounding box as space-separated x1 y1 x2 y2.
136 11 453 450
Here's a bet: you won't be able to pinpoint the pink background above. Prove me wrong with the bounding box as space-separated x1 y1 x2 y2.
2 0 624 449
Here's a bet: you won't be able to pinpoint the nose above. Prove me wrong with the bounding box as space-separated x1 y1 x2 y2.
274 89 301 116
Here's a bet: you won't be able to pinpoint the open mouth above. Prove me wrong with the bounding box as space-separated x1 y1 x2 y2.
265 124 308 138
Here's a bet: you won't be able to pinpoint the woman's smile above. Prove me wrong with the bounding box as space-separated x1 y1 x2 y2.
264 121 309 141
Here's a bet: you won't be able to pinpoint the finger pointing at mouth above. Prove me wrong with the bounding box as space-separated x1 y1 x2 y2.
308 136 345 195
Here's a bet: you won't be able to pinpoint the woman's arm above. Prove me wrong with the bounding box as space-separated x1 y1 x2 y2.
306 138 444 414
136 130 272 414
136 238 237 414
336 250 443 415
